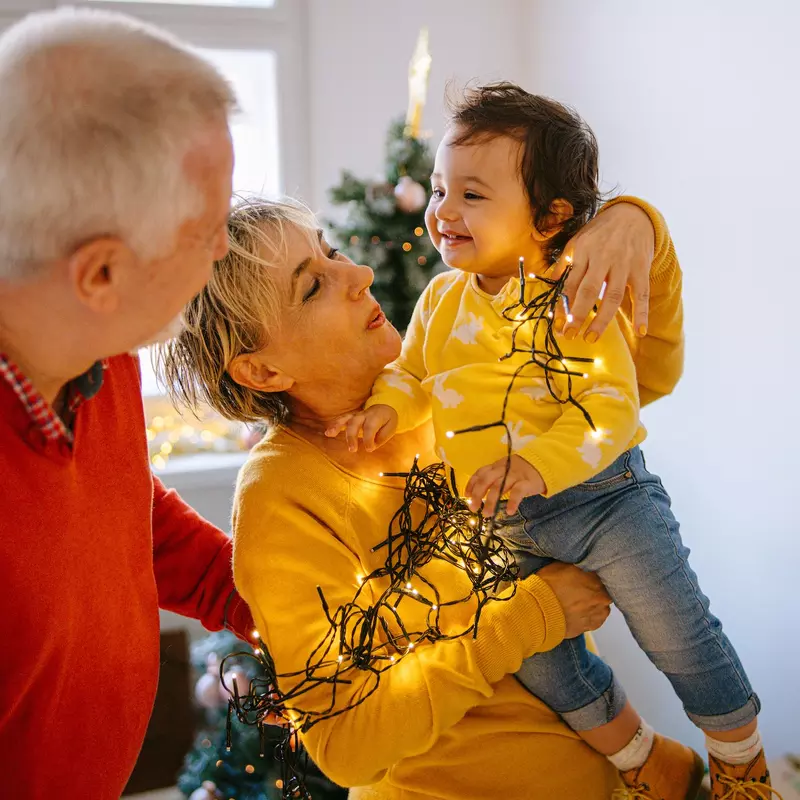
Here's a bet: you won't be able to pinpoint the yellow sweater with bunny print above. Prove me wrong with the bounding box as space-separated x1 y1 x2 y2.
367 197 683 497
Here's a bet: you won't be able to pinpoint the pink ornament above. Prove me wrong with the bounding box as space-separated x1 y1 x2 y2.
194 672 222 710
394 176 427 213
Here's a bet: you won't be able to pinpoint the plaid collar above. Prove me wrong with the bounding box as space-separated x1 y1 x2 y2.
0 354 106 444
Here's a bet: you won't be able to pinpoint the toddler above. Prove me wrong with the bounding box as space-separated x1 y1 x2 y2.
327 83 771 800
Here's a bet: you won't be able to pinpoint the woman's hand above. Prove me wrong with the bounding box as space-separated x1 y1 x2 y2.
551 201 654 343
535 563 612 639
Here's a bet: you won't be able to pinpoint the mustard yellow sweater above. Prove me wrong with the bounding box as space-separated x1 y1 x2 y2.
233 427 621 799
367 197 683 497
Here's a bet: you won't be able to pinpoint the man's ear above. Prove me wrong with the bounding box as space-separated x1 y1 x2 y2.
229 352 295 393
67 237 134 314
531 198 575 242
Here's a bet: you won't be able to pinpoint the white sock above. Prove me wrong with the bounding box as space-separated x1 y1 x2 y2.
706 729 762 766
608 720 655 772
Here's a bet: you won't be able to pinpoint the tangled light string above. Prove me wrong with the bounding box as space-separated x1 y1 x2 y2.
223 258 596 799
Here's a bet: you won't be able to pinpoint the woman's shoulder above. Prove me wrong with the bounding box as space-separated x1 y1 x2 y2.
233 425 355 538
238 425 343 497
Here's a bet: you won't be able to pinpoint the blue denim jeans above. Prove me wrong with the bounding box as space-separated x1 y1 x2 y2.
492 447 759 733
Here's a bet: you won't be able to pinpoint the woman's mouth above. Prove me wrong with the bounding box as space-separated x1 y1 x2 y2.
367 308 386 330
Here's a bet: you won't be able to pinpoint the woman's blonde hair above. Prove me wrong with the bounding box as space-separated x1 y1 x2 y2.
156 196 318 425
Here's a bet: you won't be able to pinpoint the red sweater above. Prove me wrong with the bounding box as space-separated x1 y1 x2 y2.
0 354 254 798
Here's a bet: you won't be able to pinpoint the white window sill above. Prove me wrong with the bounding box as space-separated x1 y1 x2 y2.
154 451 249 491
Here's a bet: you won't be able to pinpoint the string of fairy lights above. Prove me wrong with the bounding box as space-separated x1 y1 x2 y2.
221 257 601 799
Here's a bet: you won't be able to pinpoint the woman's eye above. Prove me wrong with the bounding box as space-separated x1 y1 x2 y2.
464 191 484 201
303 278 321 302
328 247 339 259
431 188 444 199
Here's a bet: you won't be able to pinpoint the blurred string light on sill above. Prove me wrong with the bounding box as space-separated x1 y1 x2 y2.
144 405 254 469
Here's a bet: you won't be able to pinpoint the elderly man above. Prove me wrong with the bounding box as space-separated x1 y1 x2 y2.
0 8 255 797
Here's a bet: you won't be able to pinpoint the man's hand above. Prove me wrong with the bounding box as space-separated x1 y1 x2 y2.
324 404 398 452
551 201 655 343
465 454 546 516
535 563 612 639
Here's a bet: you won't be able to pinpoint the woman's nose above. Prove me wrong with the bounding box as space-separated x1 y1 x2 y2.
349 262 374 299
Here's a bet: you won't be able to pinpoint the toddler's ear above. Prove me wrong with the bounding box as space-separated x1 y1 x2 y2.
532 198 575 241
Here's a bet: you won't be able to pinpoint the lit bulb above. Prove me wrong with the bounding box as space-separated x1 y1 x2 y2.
547 311 554 319
565 254 573 265
412 588 419 595
356 574 364 584
407 642 415 650
593 357 603 368
390 655 396 662
468 517 477 527
378 471 384 477
252 629 260 640
591 428 604 440
431 604 438 611
415 453 420 459
254 648 261 656
446 430 455 439
566 313 574 323
582 373 589 379
472 565 480 574
406 582 412 589
527 272 537 280
337 655 344 662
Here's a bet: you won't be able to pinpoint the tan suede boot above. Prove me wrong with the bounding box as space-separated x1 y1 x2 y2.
708 750 782 799
612 734 706 800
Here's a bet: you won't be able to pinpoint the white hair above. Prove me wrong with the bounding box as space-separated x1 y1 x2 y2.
0 7 238 280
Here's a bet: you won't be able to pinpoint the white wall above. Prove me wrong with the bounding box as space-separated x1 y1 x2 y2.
521 0 799 754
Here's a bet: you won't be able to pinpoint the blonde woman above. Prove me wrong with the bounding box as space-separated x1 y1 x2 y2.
160 195 680 799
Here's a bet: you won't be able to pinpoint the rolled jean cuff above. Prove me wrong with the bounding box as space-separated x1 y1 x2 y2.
560 675 628 732
687 693 761 733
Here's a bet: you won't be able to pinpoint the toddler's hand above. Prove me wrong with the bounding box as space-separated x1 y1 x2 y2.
324 404 398 453
465 455 546 516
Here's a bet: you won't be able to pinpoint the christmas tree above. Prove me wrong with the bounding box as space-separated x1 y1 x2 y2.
326 118 441 332
177 630 346 800
327 29 440 332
